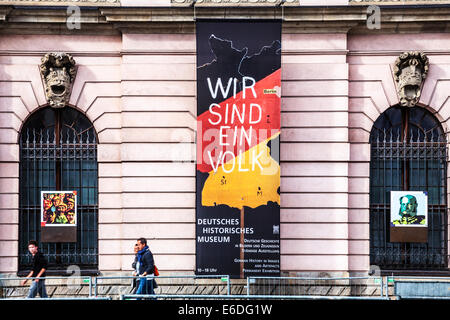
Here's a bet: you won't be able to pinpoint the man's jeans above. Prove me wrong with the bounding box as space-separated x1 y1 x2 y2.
135 275 155 299
27 280 48 298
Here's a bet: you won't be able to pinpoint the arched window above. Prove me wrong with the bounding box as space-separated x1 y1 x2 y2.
18 106 98 274
370 106 448 272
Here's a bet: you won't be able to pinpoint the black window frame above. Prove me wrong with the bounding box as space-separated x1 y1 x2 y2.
369 105 449 275
18 106 99 276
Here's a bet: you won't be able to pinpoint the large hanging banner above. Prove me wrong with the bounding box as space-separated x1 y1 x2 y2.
196 20 281 278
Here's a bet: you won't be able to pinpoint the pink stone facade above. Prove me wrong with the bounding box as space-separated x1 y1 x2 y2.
0 30 449 276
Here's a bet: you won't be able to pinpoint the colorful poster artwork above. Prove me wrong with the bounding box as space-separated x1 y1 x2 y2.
41 191 77 227
390 191 428 227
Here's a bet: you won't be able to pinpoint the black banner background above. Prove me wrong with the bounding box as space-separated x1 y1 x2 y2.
196 20 281 279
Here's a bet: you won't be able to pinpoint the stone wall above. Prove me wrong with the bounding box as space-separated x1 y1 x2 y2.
0 275 389 299
0 4 449 278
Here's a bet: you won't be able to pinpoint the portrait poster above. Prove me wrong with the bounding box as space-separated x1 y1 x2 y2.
390 191 428 227
196 20 281 279
41 191 77 227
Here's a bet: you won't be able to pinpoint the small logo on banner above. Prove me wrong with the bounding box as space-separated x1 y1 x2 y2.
273 225 279 235
263 86 281 97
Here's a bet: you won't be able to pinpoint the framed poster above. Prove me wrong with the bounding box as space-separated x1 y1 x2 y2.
390 191 428 227
41 191 77 227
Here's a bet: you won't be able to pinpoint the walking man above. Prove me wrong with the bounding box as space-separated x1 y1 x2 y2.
135 237 155 297
21 240 48 298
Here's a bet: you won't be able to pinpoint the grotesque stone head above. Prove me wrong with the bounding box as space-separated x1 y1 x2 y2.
399 194 418 218
393 51 429 108
40 53 77 108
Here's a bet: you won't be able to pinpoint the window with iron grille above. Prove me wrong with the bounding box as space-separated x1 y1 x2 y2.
18 106 98 275
369 106 449 273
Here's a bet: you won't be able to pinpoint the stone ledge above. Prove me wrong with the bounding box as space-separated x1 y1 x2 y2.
350 0 450 4
1 283 388 299
0 272 393 299
1 0 450 8
1 4 450 35
0 0 120 6
0 6 367 34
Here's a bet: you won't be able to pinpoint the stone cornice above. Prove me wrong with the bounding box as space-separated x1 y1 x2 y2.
1 0 450 6
0 0 120 6
171 0 450 6
1 5 450 34
173 0 450 5
100 6 366 33
350 0 450 4
349 6 450 33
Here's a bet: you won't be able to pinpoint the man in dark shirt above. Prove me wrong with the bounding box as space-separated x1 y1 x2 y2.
21 240 48 298
135 237 155 297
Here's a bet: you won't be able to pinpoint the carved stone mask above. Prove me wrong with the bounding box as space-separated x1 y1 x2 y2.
393 51 429 108
40 53 77 108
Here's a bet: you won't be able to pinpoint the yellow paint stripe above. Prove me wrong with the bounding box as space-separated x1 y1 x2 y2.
202 132 280 210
